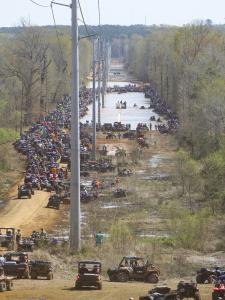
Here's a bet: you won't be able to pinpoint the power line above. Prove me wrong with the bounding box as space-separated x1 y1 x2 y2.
78 0 90 36
29 0 51 8
50 3 68 73
97 0 101 28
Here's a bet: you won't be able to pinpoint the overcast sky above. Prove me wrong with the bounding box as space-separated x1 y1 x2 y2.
1 0 225 27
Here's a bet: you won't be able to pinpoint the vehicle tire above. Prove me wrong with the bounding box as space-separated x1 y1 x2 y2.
31 190 34 195
212 292 219 300
0 282 6 292
28 193 31 199
194 292 201 300
30 272 37 280
47 272 53 280
117 272 129 282
146 273 159 284
139 297 151 300
75 283 81 290
18 194 21 199
97 282 102 290
6 281 13 291
196 274 204 284
108 273 117 282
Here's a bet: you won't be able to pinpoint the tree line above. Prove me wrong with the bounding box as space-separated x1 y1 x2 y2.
0 22 92 129
126 22 225 214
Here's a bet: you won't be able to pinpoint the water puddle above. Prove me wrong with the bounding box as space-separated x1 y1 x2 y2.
83 81 162 130
101 203 120 209
149 155 162 168
139 232 171 238
142 174 171 181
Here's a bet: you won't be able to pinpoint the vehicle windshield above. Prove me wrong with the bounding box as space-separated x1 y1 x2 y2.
78 262 101 273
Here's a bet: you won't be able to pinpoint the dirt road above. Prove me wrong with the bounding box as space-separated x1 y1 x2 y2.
0 279 212 300
0 185 62 236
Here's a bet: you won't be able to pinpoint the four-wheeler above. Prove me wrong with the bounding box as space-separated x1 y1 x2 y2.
118 168 133 177
212 282 225 300
139 286 178 300
0 267 13 293
75 260 102 290
29 260 53 280
0 228 16 251
17 238 34 252
196 268 216 284
3 252 30 279
17 185 32 199
107 256 160 283
139 281 201 300
113 188 126 198
46 195 61 209
177 281 201 300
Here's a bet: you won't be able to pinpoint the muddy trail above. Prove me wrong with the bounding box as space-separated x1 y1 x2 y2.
0 62 223 300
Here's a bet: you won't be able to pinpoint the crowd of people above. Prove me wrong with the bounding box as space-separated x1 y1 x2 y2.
144 85 179 133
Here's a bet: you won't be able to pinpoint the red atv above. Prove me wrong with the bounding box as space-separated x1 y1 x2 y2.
212 283 225 300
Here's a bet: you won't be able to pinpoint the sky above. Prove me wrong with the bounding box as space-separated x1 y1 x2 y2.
0 0 225 27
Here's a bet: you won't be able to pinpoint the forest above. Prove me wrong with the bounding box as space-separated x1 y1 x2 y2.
0 22 92 131
1 21 225 217
126 21 225 216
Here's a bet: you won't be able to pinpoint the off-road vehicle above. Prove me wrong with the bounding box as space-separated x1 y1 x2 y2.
0 228 16 251
107 256 160 283
139 281 201 300
17 185 32 199
196 268 216 284
139 286 178 300
177 281 201 300
113 188 126 198
212 282 225 300
29 260 53 280
17 238 34 252
46 195 61 209
3 252 30 279
75 260 102 290
0 267 13 293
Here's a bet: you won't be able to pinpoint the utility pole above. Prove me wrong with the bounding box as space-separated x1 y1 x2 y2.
101 40 106 108
70 0 80 250
92 39 96 160
20 82 23 136
97 37 101 126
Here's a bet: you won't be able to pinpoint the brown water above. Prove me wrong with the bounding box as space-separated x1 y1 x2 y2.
84 81 162 130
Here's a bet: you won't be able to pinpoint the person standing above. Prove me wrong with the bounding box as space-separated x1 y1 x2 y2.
0 255 5 266
95 231 104 246
16 229 22 245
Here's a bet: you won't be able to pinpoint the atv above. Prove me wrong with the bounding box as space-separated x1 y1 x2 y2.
0 267 13 293
139 282 201 300
17 185 32 199
113 188 126 198
212 283 225 300
29 260 53 280
3 252 30 279
46 195 61 209
196 268 216 284
107 256 160 283
75 260 102 290
139 286 178 300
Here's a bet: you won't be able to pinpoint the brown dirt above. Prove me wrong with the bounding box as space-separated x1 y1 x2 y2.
0 186 62 236
0 279 212 300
